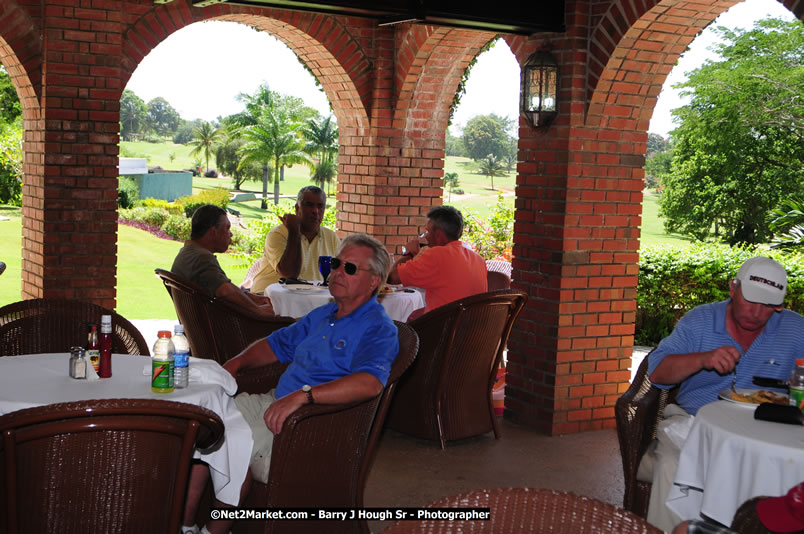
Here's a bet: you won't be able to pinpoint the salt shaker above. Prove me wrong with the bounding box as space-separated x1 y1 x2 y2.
69 346 87 379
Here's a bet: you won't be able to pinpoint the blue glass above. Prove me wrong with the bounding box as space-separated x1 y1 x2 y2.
318 255 332 285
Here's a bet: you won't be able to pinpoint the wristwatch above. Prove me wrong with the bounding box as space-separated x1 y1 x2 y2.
302 384 314 404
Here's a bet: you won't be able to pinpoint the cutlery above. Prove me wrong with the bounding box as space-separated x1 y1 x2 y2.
731 367 738 394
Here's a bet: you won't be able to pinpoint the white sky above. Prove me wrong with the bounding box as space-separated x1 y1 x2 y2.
125 0 795 139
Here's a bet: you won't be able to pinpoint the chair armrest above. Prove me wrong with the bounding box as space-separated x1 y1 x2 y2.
235 362 290 395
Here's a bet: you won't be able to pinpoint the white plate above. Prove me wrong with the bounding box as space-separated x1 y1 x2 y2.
284 284 327 293
718 388 788 408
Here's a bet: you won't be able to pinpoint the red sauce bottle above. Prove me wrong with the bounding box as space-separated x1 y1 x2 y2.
99 314 112 378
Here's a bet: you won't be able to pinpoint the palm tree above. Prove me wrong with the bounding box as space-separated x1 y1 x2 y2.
444 172 459 201
238 109 310 207
187 121 220 175
303 116 339 195
477 154 505 191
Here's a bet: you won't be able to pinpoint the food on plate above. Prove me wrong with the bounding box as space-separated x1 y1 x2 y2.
379 285 396 295
729 389 787 405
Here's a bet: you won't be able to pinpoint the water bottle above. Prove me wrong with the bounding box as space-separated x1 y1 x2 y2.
173 324 190 389
151 330 175 394
789 359 804 412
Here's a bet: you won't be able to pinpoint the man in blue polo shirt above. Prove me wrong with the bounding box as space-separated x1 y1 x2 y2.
644 256 804 531
182 233 398 534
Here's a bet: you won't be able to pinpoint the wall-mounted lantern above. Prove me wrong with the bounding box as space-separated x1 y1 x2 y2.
521 51 559 128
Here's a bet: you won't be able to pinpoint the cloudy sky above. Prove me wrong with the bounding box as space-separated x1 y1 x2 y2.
125 0 795 138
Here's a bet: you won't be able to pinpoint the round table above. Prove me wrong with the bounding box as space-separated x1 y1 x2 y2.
265 283 425 321
667 400 804 525
0 353 252 506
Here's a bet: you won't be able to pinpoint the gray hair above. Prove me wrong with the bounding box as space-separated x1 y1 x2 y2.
296 185 326 207
336 233 391 295
427 205 464 241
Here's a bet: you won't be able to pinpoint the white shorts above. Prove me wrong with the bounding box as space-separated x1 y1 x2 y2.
234 390 278 484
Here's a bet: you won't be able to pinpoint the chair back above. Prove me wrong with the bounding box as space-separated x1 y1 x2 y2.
236 321 419 534
155 269 294 364
387 289 527 448
380 487 663 533
615 353 677 517
0 298 149 356
486 270 511 290
0 398 223 534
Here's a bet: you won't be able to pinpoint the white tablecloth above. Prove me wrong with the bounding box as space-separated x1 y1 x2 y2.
0 353 252 506
667 400 804 525
265 283 425 321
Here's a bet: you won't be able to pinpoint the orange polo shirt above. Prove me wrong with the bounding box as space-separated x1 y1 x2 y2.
397 241 488 313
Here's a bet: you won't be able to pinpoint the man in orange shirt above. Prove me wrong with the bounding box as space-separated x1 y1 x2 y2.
388 205 487 319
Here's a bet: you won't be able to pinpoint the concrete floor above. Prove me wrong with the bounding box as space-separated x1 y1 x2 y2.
363 422 625 533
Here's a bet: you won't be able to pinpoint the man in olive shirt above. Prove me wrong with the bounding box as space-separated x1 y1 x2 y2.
172 204 274 316
249 186 340 293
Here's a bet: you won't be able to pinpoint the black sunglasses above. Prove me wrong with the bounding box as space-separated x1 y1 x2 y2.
330 257 372 276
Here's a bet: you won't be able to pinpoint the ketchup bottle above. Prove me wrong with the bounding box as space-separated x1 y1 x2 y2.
99 314 112 378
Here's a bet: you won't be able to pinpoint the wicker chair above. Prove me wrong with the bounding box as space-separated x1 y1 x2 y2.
386 289 527 449
380 487 663 533
232 321 420 534
486 270 511 290
0 298 149 356
0 398 223 534
615 353 678 517
155 268 294 364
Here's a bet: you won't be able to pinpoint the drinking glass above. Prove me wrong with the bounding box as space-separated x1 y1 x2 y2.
318 255 332 285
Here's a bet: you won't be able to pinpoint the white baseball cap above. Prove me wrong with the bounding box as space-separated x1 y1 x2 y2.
735 256 787 306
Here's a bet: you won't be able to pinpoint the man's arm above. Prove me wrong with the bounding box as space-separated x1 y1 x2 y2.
649 345 741 385
388 235 422 284
222 337 279 377
216 281 274 317
275 214 303 279
263 372 382 434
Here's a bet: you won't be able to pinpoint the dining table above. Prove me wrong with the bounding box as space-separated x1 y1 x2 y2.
666 399 804 526
265 282 426 321
0 352 252 506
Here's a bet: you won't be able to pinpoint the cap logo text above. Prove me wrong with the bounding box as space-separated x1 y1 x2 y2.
749 274 784 292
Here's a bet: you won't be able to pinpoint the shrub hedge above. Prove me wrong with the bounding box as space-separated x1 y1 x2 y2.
636 244 804 345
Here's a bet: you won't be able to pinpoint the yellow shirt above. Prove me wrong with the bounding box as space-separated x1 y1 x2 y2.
250 224 340 293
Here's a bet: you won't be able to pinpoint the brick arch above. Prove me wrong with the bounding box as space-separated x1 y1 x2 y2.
119 3 372 131
0 1 41 121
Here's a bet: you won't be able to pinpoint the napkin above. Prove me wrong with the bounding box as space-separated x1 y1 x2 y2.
140 357 237 395
754 403 803 425
86 361 100 381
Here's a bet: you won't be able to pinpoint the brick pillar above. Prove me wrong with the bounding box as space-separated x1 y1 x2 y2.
22 2 124 308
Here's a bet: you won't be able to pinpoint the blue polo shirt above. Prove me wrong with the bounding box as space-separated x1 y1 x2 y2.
648 300 804 415
267 296 399 398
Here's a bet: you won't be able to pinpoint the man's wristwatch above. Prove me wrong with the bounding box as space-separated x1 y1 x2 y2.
302 384 314 404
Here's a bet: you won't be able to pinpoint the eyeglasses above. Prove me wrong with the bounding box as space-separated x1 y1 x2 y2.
330 257 373 276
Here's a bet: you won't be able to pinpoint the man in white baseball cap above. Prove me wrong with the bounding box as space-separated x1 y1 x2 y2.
641 256 804 531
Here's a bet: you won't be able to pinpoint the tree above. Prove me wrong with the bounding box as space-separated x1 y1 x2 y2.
477 154 505 191
120 89 147 141
646 133 670 157
0 67 21 126
0 121 22 205
443 172 459 201
146 97 181 137
659 18 804 245
769 195 804 249
644 148 673 190
303 115 338 194
173 119 203 144
215 132 262 190
187 121 221 174
462 114 511 161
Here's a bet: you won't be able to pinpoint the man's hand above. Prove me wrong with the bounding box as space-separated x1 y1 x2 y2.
403 236 421 257
700 345 741 374
263 390 306 434
280 213 302 233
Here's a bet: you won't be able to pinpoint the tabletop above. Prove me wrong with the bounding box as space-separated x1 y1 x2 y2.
666 400 804 526
0 353 252 506
265 283 425 322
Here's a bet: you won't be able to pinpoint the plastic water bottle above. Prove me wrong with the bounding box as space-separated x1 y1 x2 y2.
173 324 190 389
789 359 804 412
151 330 175 393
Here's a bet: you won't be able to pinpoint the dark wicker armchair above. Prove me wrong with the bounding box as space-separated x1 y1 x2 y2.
155 268 294 364
0 398 223 534
486 270 511 291
0 298 149 356
232 321 420 534
615 353 677 517
380 487 663 533
386 289 527 448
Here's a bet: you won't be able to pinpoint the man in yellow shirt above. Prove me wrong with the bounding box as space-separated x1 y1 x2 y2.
249 186 340 293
